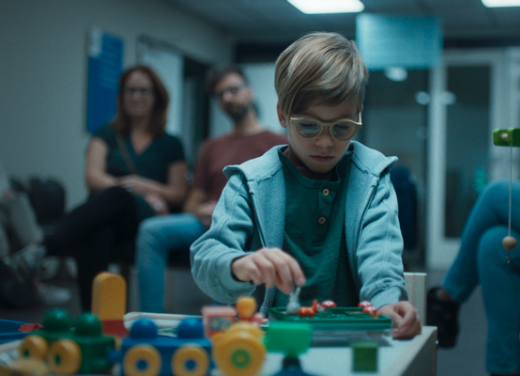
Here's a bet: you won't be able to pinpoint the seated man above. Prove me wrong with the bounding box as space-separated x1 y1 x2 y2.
136 65 287 313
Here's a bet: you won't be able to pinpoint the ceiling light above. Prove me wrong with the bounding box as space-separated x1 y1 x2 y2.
384 67 408 82
482 0 520 7
288 0 364 14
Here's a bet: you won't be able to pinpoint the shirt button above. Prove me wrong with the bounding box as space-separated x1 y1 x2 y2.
318 217 326 224
323 188 329 197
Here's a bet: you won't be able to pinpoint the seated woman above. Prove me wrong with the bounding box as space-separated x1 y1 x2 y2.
15 65 188 311
428 180 520 376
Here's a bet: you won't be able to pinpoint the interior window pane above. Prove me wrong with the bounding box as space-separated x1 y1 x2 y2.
445 66 490 237
363 69 429 266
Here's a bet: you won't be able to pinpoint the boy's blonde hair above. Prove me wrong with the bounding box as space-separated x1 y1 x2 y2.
275 32 368 116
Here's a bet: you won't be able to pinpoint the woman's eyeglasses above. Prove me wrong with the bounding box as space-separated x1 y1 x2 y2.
124 87 153 97
290 114 362 141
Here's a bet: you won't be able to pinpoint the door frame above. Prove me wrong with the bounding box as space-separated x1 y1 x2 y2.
426 48 506 270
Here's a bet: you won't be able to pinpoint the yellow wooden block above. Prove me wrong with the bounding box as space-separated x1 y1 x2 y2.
91 272 126 320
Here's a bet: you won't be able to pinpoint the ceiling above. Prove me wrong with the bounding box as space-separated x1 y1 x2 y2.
165 0 520 44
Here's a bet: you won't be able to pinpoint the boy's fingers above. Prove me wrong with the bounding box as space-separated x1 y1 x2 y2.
392 307 421 339
263 250 295 294
273 250 305 287
253 255 277 288
245 262 262 285
394 317 421 339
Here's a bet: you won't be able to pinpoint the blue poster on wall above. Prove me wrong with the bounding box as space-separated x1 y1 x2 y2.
86 28 124 134
356 14 442 70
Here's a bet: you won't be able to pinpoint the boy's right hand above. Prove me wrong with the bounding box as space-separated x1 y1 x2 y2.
231 248 306 295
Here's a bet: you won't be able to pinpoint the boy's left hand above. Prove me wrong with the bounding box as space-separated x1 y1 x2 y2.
379 301 422 339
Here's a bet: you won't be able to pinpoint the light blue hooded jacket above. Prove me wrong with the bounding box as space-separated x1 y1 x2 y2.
190 142 408 314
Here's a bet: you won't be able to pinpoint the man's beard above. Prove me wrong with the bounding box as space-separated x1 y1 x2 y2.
226 104 249 121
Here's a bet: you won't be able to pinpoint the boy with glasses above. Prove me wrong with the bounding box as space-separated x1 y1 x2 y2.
191 32 421 339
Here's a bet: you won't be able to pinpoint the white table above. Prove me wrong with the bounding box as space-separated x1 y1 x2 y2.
259 326 437 376
125 313 437 376
0 315 436 376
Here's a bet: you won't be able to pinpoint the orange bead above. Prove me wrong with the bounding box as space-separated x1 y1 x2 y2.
502 236 517 252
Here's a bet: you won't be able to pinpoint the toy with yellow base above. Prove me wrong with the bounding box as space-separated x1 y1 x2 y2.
113 316 213 376
212 321 266 376
17 308 116 375
202 297 266 376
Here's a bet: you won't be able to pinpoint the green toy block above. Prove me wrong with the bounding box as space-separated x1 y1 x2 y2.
351 341 378 372
25 309 115 374
264 322 312 359
493 128 520 147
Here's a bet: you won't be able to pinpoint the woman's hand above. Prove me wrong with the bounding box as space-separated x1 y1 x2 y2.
117 161 188 210
143 193 169 215
379 301 422 339
118 175 155 195
231 248 306 295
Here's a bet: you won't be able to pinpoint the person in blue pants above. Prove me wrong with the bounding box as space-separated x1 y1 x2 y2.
428 180 520 376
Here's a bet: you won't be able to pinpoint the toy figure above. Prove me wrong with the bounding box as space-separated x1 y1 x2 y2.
286 287 301 314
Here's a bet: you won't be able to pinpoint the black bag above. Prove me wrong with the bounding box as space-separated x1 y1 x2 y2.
0 260 39 308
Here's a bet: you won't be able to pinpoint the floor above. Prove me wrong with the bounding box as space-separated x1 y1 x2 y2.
428 270 488 376
0 262 491 375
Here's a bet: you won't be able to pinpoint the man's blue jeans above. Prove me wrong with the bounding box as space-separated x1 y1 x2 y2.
136 213 206 313
443 180 520 374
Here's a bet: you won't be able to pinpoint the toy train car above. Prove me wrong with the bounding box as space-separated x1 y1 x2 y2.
112 317 212 376
18 308 115 375
15 305 267 376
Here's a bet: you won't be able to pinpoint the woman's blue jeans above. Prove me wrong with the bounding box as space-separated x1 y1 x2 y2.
136 213 206 313
443 180 520 374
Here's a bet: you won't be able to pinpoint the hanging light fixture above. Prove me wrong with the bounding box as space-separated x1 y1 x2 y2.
287 0 364 14
482 0 520 7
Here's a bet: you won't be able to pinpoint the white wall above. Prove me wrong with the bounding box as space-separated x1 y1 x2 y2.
0 0 233 208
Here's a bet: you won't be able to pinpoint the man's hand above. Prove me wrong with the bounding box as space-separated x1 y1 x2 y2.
231 248 306 295
379 301 422 339
144 193 169 215
196 201 218 227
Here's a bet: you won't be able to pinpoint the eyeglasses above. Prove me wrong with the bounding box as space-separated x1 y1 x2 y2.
124 87 153 97
290 113 362 141
214 82 247 100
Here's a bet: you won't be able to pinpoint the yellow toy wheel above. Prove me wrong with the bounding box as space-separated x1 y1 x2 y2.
171 345 209 376
19 335 48 360
123 345 161 376
216 334 265 376
47 339 81 375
